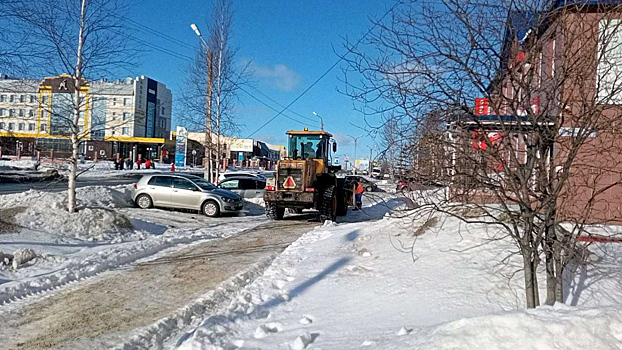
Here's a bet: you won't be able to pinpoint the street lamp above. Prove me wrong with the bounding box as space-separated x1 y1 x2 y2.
312 111 324 130
190 23 213 182
348 134 362 174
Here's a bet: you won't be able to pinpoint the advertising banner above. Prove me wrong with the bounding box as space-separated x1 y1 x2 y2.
175 126 188 167
230 138 254 152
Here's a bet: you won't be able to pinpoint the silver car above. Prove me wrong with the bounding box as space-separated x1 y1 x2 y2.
218 176 266 199
132 173 243 217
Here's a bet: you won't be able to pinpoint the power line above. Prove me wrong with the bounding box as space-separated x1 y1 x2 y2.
113 29 317 129
246 0 402 138
115 13 338 126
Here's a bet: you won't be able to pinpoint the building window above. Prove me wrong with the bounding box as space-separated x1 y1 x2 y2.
19 109 24 117
111 112 116 120
0 122 5 129
162 106 165 114
0 95 5 102
123 97 131 106
8 122 15 130
0 108 4 116
9 95 15 103
18 123 25 131
19 95 25 103
123 112 130 121
122 127 130 135
28 123 35 131
113 97 117 106
42 95 49 104
29 109 34 118
79 125 84 134
40 124 47 133
30 95 36 103
9 109 15 117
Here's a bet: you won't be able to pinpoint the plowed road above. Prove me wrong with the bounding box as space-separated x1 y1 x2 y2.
1 214 318 350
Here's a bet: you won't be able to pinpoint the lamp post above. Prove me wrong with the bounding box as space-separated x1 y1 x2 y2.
366 145 374 176
190 23 214 182
312 111 324 130
348 134 362 175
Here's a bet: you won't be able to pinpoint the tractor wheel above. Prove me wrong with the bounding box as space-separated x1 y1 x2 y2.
319 185 338 222
266 202 285 220
336 188 347 216
288 208 304 214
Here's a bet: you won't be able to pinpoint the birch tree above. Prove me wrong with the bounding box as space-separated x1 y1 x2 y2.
9 0 133 212
182 0 248 181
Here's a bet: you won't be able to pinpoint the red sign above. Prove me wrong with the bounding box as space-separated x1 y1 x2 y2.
283 176 296 189
516 51 525 63
474 98 490 116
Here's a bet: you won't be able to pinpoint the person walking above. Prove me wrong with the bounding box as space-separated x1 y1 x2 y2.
145 159 152 170
136 158 141 170
354 180 364 210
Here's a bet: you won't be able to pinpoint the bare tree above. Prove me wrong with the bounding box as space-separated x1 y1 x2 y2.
345 0 622 308
8 0 134 212
182 0 249 181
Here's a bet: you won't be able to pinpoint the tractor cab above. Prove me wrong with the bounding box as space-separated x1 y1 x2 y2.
287 129 333 161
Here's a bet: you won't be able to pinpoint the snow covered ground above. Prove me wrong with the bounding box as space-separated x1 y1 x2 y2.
0 185 267 305
173 198 622 350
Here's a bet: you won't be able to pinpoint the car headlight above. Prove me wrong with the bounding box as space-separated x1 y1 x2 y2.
221 196 237 203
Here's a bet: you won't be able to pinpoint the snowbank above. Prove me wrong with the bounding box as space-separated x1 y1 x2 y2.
174 200 622 350
0 186 133 241
413 304 622 350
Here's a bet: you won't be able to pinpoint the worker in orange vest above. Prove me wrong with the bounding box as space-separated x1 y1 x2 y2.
354 180 364 210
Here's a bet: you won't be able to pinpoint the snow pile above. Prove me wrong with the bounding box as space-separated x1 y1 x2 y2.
244 197 265 207
0 186 134 240
0 217 266 306
0 159 39 170
413 304 622 350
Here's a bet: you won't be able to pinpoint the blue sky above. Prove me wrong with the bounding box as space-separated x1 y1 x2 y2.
126 0 390 161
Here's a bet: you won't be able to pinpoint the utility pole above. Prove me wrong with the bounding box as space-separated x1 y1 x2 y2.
206 51 214 182
348 134 362 175
367 145 373 176
191 23 214 182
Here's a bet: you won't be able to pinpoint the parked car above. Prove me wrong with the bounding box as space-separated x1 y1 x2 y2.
346 175 380 192
218 175 266 199
132 173 243 217
218 171 268 182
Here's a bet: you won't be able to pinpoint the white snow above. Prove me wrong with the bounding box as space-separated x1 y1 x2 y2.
0 185 267 306
174 196 622 350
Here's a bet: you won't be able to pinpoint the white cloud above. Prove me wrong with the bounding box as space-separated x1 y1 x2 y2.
333 133 353 147
251 63 301 92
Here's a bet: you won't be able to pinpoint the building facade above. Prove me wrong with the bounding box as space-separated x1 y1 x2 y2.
0 74 172 161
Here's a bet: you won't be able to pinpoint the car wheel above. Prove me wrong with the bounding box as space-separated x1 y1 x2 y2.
365 185 374 192
202 200 221 217
136 194 153 209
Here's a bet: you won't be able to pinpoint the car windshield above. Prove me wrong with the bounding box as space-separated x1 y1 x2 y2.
193 179 216 190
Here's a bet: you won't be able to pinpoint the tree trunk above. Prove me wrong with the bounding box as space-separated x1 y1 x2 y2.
544 212 557 305
522 250 538 309
67 0 87 213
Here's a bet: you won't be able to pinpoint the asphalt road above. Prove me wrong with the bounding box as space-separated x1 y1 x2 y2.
0 176 139 195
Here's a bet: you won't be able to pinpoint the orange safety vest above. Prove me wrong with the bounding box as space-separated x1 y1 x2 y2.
355 182 364 195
